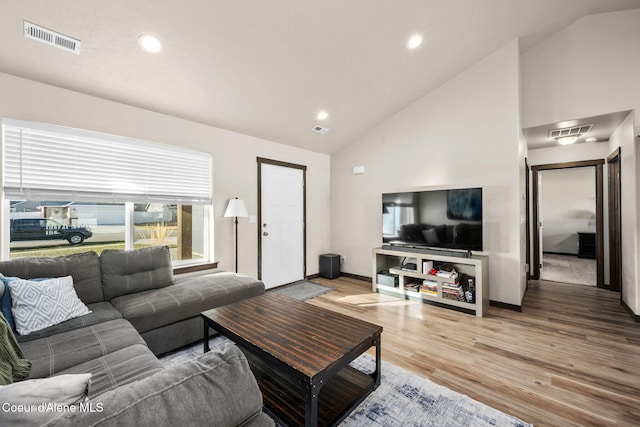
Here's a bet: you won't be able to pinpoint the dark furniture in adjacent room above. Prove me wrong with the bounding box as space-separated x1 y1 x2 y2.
578 232 596 259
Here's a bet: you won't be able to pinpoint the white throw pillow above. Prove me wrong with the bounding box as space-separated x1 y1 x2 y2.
0 373 91 425
8 276 91 335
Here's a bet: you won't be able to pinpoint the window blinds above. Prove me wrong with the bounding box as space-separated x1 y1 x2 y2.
2 119 211 204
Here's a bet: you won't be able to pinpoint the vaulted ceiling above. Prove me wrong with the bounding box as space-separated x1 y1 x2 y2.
1 1 639 154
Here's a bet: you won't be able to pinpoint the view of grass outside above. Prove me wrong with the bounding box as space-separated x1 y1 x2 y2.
10 242 128 259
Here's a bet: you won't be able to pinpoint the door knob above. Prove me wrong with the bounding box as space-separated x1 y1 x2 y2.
263 232 269 236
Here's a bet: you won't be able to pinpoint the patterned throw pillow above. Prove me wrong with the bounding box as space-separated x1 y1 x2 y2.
8 276 91 336
0 274 50 331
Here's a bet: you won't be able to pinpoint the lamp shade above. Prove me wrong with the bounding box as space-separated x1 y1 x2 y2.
224 198 248 217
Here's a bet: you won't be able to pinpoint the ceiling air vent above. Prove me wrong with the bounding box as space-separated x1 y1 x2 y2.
312 125 330 135
549 124 593 139
24 21 81 54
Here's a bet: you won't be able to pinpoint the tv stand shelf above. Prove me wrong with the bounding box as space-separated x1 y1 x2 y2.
373 247 488 317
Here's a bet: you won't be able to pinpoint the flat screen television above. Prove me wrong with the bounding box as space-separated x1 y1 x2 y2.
382 187 483 251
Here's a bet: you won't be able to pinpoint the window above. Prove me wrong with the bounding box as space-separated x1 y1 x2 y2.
382 206 415 239
2 119 212 265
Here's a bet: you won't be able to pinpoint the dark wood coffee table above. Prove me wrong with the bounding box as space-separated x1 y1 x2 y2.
201 293 382 427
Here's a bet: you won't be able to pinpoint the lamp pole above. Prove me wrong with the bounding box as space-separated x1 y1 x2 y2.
233 215 239 273
224 197 248 274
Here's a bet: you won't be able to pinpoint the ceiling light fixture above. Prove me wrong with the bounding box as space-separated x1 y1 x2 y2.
407 34 423 50
316 111 329 121
556 135 579 145
138 35 162 53
586 137 597 143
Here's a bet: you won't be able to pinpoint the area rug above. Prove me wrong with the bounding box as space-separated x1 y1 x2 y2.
270 280 335 301
542 253 596 286
160 336 532 427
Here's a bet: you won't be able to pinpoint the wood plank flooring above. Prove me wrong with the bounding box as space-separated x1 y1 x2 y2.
305 276 640 426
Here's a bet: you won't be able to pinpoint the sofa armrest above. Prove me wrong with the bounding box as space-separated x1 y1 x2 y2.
46 344 272 427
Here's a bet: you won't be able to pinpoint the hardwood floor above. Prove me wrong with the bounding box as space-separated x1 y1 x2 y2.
306 276 640 426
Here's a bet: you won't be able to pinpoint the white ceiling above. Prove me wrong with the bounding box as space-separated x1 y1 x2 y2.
1 1 639 154
524 110 632 150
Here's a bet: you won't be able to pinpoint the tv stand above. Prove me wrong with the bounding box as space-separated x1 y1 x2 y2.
373 247 488 317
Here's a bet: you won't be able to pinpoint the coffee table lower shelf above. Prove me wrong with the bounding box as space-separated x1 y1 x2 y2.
244 350 376 427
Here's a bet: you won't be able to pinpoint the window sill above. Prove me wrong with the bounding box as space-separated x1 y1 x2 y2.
173 261 219 275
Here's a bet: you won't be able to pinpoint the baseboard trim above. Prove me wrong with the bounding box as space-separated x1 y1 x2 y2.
543 251 578 257
622 300 640 322
341 272 372 282
490 300 522 312
307 272 372 282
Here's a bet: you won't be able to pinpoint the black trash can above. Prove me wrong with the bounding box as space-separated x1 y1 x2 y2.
319 253 341 279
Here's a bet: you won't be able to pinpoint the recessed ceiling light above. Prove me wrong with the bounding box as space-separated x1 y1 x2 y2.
316 111 329 121
138 35 162 53
556 135 579 145
407 34 423 50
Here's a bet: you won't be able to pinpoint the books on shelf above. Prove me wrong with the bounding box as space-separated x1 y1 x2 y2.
403 283 421 292
420 280 438 296
442 281 464 301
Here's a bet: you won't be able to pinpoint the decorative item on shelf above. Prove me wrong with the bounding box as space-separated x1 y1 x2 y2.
422 260 433 274
224 197 248 273
465 278 475 303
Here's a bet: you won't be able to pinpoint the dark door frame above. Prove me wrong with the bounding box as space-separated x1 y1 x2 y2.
607 148 622 293
531 159 605 287
256 157 307 282
525 158 531 281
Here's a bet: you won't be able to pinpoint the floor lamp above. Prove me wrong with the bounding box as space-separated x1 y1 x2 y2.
224 197 248 273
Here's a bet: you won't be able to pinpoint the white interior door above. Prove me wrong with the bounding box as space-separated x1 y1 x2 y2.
260 163 304 289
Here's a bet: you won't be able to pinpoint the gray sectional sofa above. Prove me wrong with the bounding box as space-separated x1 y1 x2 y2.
0 246 273 426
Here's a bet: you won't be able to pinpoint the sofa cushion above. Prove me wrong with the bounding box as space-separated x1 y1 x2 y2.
0 252 104 304
9 276 91 336
111 272 265 333
101 246 173 301
44 344 270 427
56 343 162 399
0 373 91 404
16 302 122 343
0 374 92 426
21 319 147 379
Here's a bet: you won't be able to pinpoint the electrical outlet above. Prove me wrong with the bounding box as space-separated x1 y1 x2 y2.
341 255 346 263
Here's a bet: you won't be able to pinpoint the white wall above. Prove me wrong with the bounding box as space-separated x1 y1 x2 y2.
528 143 611 165
0 72 331 278
540 167 596 254
331 40 525 306
609 112 637 311
522 8 640 314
